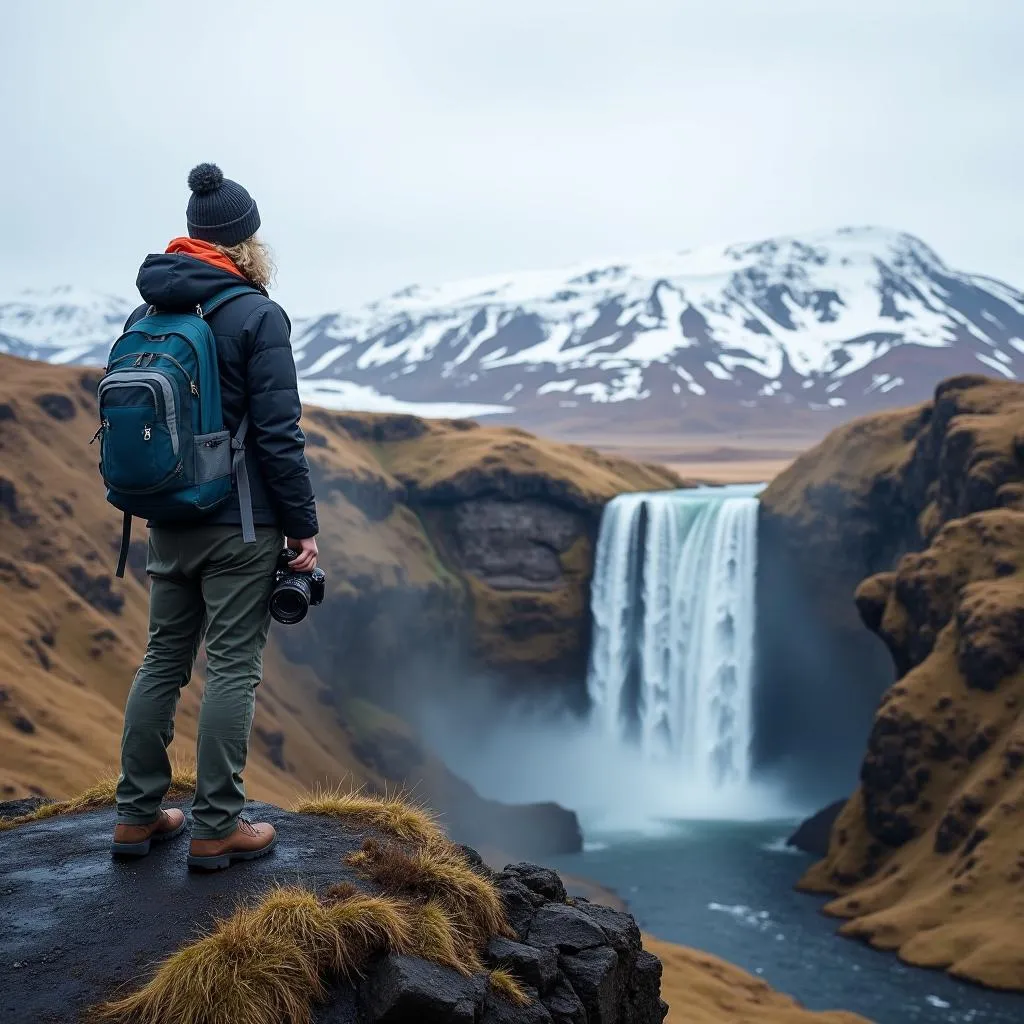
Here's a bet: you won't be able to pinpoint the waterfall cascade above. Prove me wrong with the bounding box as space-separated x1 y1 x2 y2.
586 485 761 791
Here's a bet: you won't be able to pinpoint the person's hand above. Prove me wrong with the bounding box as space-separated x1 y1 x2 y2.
285 536 318 572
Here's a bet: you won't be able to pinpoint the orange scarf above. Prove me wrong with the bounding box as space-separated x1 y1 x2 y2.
165 237 244 278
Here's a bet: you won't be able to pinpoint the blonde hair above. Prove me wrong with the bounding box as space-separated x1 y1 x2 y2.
214 235 276 289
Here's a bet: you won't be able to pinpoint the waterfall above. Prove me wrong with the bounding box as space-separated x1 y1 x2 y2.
587 485 761 790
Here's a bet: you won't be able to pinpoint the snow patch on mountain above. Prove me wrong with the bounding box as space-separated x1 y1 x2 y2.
5 226 1024 427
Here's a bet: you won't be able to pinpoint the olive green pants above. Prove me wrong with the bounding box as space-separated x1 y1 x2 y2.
115 524 282 839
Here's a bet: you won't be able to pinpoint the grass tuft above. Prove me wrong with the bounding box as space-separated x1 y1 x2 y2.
489 967 531 1006
83 784 514 1022
95 907 321 1024
292 784 445 846
326 891 416 969
0 766 196 833
348 837 513 944
410 898 482 975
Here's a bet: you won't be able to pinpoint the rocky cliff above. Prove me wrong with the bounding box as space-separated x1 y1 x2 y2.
757 403 925 795
767 375 1024 989
0 353 677 849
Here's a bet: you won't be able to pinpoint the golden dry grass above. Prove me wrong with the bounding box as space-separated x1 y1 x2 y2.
0 766 197 832
94 788 516 1024
488 968 531 1007
409 898 479 974
347 836 513 953
292 784 446 847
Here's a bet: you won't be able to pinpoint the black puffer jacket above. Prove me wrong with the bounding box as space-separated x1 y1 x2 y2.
127 253 319 539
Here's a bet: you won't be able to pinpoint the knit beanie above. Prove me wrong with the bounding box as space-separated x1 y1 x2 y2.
185 163 261 246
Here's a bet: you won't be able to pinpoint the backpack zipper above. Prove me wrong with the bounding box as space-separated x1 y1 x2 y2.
106 351 197 394
147 351 198 394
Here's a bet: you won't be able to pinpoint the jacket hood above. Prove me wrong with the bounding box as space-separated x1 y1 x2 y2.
135 252 263 311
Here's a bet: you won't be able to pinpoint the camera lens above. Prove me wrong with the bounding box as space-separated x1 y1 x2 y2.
269 576 312 625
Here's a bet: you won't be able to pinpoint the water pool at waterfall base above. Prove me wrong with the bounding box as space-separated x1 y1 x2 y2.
547 821 1024 1024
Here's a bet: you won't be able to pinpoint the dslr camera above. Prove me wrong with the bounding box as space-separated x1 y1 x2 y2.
269 548 326 625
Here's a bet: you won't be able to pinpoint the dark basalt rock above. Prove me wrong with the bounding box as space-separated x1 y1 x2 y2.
359 954 484 1023
0 797 53 820
482 994 553 1024
527 905 608 954
495 875 542 941
787 798 847 857
559 947 620 1024
572 901 641 957
628 951 668 1023
486 936 559 994
449 498 585 589
503 863 569 904
545 978 587 1024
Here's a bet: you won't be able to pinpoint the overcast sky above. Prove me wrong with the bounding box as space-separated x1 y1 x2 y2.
2 1 1021 313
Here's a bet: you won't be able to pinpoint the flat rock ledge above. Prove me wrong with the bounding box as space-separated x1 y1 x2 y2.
0 799 666 1024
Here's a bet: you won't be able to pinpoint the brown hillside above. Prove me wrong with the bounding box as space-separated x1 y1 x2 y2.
773 375 1024 989
644 935 869 1024
0 353 678 810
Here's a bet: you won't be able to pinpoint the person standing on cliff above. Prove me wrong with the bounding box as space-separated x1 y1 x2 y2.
109 163 319 869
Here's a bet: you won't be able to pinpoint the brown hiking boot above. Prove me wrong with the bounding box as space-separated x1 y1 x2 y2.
187 817 277 871
111 807 187 858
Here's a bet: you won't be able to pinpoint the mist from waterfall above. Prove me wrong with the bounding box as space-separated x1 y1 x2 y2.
418 483 802 834
587 485 761 792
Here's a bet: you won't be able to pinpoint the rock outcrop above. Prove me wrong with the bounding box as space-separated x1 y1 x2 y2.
757 404 925 796
777 375 1024 989
786 800 846 858
1 796 663 1023
0 354 676 840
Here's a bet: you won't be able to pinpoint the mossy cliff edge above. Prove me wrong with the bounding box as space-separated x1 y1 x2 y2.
764 375 1024 989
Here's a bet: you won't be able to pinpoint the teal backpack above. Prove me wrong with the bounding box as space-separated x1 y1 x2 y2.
95 284 260 578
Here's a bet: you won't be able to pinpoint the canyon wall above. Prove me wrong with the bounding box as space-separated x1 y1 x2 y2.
769 375 1024 989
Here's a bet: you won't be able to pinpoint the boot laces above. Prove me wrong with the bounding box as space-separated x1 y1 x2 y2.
238 817 259 836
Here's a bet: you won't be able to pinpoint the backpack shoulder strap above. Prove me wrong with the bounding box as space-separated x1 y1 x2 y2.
200 283 261 545
199 283 262 319
231 412 256 544
115 511 133 579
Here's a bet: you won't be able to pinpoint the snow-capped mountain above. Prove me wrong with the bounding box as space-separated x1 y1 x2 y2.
0 286 134 366
5 227 1024 430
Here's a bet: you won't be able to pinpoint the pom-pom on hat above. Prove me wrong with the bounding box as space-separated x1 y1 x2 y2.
185 162 260 246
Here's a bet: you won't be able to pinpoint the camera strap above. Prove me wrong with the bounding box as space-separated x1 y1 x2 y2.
231 413 256 544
